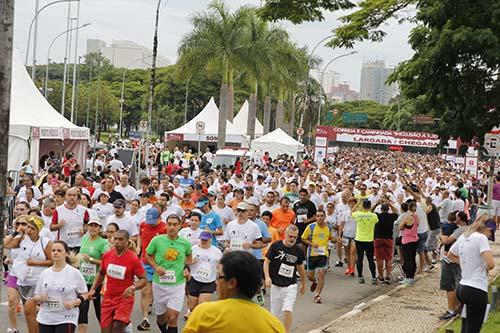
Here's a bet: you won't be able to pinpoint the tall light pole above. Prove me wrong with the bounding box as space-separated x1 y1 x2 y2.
145 0 162 166
31 0 40 80
44 23 90 98
119 55 153 140
317 51 358 125
69 0 81 123
184 76 192 124
25 0 79 76
61 6 76 118
298 34 335 142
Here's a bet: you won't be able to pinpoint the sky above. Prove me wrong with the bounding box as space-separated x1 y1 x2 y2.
14 0 415 91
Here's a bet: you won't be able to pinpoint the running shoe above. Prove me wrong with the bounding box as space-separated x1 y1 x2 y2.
335 261 344 267
384 277 391 284
439 311 457 320
358 277 365 284
344 268 351 275
7 329 19 333
377 277 385 283
137 318 151 331
371 277 377 285
314 294 322 304
310 281 318 292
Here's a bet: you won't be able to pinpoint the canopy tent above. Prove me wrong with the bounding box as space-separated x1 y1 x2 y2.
251 128 304 158
9 50 89 172
232 100 264 138
165 97 249 147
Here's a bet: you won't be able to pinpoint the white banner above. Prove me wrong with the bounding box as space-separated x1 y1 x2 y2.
335 133 440 148
314 147 326 163
464 155 478 178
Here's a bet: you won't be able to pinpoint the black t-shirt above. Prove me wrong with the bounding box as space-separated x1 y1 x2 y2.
375 212 398 239
427 204 441 231
266 241 305 287
293 200 317 236
108 190 125 204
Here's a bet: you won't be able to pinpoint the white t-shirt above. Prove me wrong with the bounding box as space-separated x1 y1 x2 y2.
53 204 89 248
114 185 136 203
126 211 145 228
190 245 222 283
449 232 491 292
161 204 185 220
109 159 124 171
223 220 262 253
171 186 185 205
259 203 279 216
18 185 42 200
340 209 356 238
92 203 114 226
179 227 203 246
12 236 51 286
106 214 139 236
35 265 87 326
213 205 235 226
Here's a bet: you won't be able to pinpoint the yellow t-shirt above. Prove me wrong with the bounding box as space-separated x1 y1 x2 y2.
352 211 378 242
301 223 331 257
183 298 285 333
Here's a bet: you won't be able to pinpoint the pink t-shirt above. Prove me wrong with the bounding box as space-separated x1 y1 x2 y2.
493 183 500 201
402 214 419 244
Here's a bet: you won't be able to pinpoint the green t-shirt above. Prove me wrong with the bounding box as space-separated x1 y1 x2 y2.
146 235 192 286
160 151 172 164
352 211 379 242
79 234 109 284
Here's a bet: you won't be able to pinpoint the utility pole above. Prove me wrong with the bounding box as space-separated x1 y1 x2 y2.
69 0 80 122
0 0 15 303
145 0 161 168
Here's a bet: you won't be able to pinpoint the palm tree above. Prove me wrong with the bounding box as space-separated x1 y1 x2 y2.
178 0 251 148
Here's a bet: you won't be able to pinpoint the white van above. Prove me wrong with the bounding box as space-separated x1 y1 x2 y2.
212 149 250 168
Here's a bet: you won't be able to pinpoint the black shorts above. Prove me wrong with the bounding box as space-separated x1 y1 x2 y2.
39 323 76 333
187 278 216 297
307 255 328 272
440 262 461 291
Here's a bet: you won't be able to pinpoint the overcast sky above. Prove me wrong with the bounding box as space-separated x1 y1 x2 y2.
14 0 415 91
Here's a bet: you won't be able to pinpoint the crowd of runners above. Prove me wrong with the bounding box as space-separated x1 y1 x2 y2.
2 143 499 333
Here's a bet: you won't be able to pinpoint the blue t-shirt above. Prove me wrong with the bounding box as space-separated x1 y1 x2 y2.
179 177 194 190
252 218 271 260
200 210 223 246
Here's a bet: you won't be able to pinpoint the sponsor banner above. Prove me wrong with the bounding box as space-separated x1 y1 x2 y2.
464 155 478 178
315 137 327 147
166 133 244 143
69 128 90 140
455 157 465 165
166 133 184 141
32 127 63 139
314 147 326 163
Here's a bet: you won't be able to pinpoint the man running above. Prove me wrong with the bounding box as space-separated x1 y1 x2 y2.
264 225 306 332
352 199 379 284
146 214 192 333
301 210 334 303
89 230 147 333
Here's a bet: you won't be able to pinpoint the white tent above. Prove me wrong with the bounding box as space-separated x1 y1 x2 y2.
233 100 264 138
251 128 304 158
165 97 248 147
9 50 89 172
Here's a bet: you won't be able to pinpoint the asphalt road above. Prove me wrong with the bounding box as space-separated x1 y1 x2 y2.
1 257 394 333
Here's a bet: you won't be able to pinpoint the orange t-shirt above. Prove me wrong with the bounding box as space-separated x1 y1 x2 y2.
228 198 242 210
263 226 280 256
270 208 295 239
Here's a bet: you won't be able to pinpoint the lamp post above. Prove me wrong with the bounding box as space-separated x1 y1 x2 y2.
44 23 90 99
184 76 192 124
69 0 81 123
317 51 358 125
25 0 79 77
119 55 153 140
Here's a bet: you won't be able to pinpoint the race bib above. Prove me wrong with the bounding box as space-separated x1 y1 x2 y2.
80 262 97 277
196 263 212 279
314 247 326 256
278 263 295 278
44 297 64 312
67 228 80 240
230 238 243 250
107 264 126 280
159 270 176 283
297 214 307 223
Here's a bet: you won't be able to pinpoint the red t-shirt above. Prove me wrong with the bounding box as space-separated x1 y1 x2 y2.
100 248 145 297
139 221 167 263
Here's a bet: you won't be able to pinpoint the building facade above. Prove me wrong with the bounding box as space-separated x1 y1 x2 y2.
359 60 397 105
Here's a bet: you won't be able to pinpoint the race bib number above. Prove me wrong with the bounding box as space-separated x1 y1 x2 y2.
44 297 63 312
196 263 212 279
80 262 97 277
230 238 243 250
107 264 126 280
67 228 80 240
278 263 295 278
314 247 326 256
159 270 176 283
297 214 307 223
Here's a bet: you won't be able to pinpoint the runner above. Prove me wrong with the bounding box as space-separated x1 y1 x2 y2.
293 188 317 250
264 224 306 333
146 214 192 333
271 197 296 240
186 231 222 313
372 199 399 283
179 211 203 246
89 230 147 333
137 208 167 331
106 199 139 240
301 210 334 303
184 251 286 333
78 216 109 333
352 199 379 284
223 202 263 253
31 240 89 333
338 198 358 276
197 196 224 246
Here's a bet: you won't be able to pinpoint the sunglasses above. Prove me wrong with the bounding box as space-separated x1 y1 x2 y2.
236 209 247 213
16 222 27 226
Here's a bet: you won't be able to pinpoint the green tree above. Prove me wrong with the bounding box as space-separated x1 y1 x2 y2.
323 100 389 129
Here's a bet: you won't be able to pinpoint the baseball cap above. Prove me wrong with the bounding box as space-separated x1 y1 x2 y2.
145 208 160 225
196 197 209 208
113 199 126 208
87 215 102 226
245 197 260 207
199 231 212 241
236 201 248 211
485 219 497 242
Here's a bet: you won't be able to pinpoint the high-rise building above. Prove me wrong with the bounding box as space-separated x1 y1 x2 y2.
320 70 340 97
331 83 359 102
359 60 397 105
86 39 170 69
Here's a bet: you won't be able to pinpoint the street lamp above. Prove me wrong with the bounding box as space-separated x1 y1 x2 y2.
184 76 192 124
317 51 358 125
44 23 90 98
119 55 153 140
25 0 79 79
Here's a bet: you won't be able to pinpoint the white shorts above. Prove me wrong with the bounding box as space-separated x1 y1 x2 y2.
493 200 500 217
152 282 185 314
270 284 297 316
